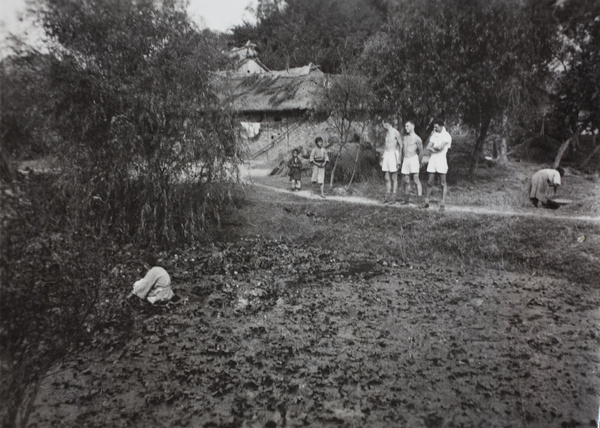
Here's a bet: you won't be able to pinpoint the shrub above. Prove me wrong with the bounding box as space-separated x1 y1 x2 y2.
0 2 243 427
0 172 127 427
328 142 380 184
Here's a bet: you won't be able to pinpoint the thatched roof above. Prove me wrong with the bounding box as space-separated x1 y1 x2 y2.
212 66 329 113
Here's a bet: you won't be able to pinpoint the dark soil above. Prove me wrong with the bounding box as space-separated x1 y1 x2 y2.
30 232 600 427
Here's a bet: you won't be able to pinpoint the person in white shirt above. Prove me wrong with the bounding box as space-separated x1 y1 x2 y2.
529 167 564 207
423 119 452 211
128 266 173 304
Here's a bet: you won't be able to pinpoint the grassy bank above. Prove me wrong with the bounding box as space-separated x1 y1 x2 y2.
256 156 600 215
222 185 600 284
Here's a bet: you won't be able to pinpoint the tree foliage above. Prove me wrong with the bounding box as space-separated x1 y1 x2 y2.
1 1 241 427
552 0 600 125
36 0 240 244
550 0 600 167
0 52 57 159
361 0 555 175
231 0 386 73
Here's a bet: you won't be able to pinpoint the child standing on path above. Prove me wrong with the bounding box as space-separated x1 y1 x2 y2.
288 149 303 191
310 137 329 198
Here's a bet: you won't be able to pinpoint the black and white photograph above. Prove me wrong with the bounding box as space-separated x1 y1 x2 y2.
1 0 599 426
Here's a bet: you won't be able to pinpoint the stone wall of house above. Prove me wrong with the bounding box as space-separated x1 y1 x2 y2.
242 118 380 164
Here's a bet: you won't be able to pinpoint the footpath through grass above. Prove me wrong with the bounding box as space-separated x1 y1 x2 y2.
252 159 600 216
223 184 600 285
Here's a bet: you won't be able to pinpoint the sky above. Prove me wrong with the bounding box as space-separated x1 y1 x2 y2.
0 0 257 44
188 0 257 32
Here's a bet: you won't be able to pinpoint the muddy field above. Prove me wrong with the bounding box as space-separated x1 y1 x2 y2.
30 231 600 427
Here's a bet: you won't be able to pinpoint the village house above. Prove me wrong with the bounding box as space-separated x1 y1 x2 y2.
226 40 270 75
212 42 340 161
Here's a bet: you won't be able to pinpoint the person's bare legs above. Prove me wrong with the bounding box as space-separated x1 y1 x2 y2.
423 173 436 208
391 171 398 197
413 173 422 197
439 174 447 210
384 172 392 202
403 173 422 204
403 174 411 203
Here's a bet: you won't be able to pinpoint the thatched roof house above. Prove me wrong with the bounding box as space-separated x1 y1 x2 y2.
213 63 328 117
213 42 337 159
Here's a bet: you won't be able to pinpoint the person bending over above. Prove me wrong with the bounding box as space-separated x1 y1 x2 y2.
529 167 565 208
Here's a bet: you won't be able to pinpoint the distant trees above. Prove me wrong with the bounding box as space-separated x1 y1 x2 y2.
232 0 386 73
361 0 555 175
550 0 600 168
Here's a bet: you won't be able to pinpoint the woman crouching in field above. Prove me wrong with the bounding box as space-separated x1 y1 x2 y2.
529 167 565 208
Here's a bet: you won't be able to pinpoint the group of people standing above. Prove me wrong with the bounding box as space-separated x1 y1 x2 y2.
288 119 567 210
380 118 452 210
287 119 452 207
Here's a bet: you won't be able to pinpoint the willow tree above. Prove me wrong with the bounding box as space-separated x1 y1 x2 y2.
38 0 239 243
550 0 600 168
1 1 240 426
361 0 555 176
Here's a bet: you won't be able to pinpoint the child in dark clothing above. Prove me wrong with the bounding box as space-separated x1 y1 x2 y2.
288 149 303 191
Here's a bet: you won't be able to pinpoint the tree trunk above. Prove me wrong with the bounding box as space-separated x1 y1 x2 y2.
552 115 593 169
19 375 45 428
580 132 599 168
348 143 362 186
499 113 508 163
329 144 346 189
329 119 351 189
540 113 545 136
469 115 491 178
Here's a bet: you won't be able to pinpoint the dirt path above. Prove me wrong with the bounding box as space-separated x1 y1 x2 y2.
247 181 600 223
242 177 600 224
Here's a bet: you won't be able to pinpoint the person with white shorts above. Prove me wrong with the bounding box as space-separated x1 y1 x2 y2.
401 120 423 204
423 119 452 211
381 120 402 203
310 136 329 198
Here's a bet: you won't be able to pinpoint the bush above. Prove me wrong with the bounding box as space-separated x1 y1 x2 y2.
0 2 243 427
328 142 380 184
0 172 127 427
